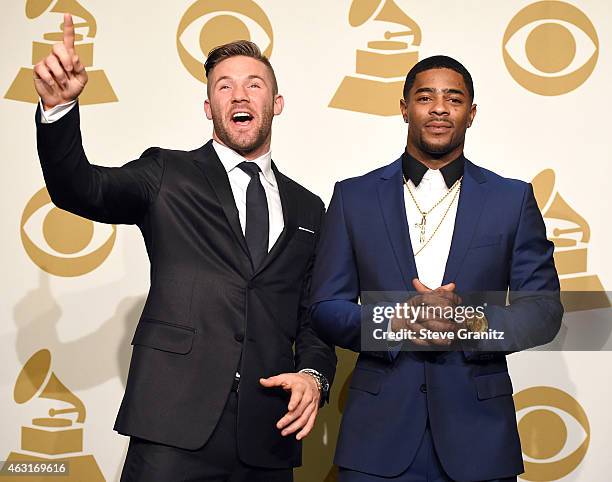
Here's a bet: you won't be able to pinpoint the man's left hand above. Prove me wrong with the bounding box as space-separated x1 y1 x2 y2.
411 279 463 341
260 372 321 440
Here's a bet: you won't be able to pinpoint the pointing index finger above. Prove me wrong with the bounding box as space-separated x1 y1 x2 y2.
63 13 75 52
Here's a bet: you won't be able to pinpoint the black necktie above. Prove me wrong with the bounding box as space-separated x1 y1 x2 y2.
238 161 269 269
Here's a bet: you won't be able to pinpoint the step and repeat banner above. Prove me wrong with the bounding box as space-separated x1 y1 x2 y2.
1 1 610 480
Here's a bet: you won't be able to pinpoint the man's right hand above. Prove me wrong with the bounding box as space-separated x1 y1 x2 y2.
34 14 88 110
390 280 461 347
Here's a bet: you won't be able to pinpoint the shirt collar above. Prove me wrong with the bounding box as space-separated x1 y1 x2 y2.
402 151 465 189
212 140 276 188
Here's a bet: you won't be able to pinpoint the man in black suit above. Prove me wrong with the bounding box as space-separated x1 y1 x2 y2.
33 14 336 482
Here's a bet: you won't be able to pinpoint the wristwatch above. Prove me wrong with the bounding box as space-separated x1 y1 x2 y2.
299 368 330 405
465 311 489 333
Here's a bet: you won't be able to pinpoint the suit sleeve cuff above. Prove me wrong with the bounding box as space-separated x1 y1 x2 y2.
39 99 77 124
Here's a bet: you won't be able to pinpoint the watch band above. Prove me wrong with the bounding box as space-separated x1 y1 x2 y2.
299 368 330 402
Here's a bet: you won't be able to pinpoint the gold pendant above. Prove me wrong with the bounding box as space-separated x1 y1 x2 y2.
415 215 426 244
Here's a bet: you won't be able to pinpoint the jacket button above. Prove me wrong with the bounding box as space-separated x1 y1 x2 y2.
234 333 244 342
420 384 427 393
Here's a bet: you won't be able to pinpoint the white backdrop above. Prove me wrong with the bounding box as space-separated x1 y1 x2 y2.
1 1 610 480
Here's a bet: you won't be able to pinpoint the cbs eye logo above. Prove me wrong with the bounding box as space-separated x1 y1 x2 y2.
503 1 598 96
514 386 590 481
176 0 274 84
20 187 117 277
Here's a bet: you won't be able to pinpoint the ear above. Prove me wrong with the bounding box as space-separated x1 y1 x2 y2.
399 98 409 123
204 98 213 121
467 103 477 128
273 94 284 116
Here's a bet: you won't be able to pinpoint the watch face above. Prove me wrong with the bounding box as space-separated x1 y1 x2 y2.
477 316 489 332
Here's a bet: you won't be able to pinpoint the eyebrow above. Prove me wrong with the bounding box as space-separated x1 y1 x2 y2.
414 87 465 96
214 75 268 86
247 75 266 83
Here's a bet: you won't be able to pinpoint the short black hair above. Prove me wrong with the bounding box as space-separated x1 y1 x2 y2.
403 55 474 101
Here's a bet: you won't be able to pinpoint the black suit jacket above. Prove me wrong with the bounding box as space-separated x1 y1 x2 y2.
35 104 336 469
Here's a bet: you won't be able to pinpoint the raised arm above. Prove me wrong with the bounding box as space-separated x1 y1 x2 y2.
34 14 164 225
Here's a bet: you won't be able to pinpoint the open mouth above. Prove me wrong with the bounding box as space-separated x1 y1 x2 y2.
232 112 254 126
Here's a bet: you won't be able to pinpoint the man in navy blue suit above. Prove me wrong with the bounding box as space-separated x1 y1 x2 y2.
310 56 563 481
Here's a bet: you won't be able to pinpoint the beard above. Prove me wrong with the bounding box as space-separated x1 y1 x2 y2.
211 103 274 157
418 130 465 157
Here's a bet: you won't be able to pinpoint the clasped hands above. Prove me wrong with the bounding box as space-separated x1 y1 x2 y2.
390 278 463 347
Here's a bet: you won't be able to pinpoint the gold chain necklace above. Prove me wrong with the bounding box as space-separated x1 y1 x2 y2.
403 175 462 243
403 175 462 256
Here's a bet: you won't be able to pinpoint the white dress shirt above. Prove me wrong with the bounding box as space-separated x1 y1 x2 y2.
404 168 460 289
387 167 460 337
212 141 284 252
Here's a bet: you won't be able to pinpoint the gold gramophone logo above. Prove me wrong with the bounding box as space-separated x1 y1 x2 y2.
4 349 105 480
503 1 598 96
515 386 589 481
4 0 117 105
20 187 117 277
177 0 274 84
329 0 421 116
532 169 609 312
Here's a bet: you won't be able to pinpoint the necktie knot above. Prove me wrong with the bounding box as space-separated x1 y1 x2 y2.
238 161 261 178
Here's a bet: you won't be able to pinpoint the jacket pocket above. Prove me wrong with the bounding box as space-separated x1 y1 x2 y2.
349 368 382 395
292 227 316 245
474 371 513 400
131 318 195 354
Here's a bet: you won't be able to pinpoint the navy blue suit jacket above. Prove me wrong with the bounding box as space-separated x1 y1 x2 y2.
310 157 562 481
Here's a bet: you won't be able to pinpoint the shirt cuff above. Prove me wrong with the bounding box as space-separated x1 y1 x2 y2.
39 99 77 124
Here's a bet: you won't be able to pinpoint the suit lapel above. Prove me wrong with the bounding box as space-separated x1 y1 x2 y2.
377 158 418 289
192 141 251 262
442 160 488 285
253 162 296 277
